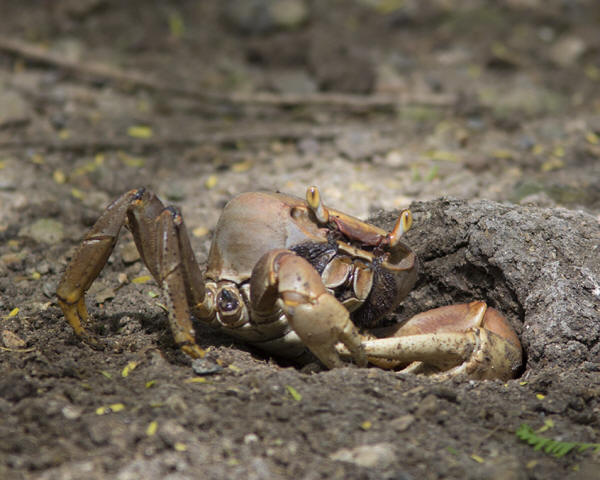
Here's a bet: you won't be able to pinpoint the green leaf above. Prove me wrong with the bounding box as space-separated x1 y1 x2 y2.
168 12 185 38
285 385 302 402
127 125 153 139
516 423 600 458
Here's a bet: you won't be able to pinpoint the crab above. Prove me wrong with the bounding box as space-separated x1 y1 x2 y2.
56 186 522 380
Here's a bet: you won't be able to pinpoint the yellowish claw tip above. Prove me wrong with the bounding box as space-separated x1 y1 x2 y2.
183 344 206 359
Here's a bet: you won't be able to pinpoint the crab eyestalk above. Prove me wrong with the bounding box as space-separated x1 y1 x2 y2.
386 209 412 247
306 185 329 224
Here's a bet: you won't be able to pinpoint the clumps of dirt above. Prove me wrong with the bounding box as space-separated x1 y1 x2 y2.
374 198 600 373
2 198 599 480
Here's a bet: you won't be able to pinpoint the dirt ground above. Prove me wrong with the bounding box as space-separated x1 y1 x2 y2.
1 1 600 479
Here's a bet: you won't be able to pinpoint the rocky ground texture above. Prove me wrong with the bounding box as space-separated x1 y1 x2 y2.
1 1 599 479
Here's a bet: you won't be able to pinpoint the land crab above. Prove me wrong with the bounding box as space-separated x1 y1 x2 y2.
57 186 522 380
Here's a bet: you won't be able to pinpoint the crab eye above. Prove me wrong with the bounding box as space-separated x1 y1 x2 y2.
387 209 412 248
306 186 329 224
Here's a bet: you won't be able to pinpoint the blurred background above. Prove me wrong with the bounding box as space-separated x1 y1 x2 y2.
1 0 599 236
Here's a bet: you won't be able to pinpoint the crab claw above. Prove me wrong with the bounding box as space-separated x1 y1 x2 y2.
337 301 522 380
251 249 367 369
386 209 412 248
306 186 329 224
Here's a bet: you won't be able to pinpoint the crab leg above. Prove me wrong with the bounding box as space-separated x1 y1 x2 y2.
337 301 522 380
360 332 476 367
250 249 367 368
56 188 207 358
57 189 141 345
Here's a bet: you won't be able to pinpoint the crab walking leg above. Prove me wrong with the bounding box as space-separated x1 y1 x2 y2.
336 302 522 380
57 188 207 358
126 192 206 316
141 206 206 358
57 189 143 345
250 249 367 368
358 331 477 367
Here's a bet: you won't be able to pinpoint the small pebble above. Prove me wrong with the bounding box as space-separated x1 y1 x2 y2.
188 403 213 427
297 137 320 155
390 414 415 432
330 443 397 469
62 404 83 420
19 218 64 245
94 287 115 304
243 433 259 444
549 35 586 67
0 90 30 127
2 330 27 349
158 420 187 448
36 261 51 275
269 70 317 95
223 0 308 34
415 394 439 417
43 280 56 298
192 358 224 375
120 242 140 264
165 393 188 415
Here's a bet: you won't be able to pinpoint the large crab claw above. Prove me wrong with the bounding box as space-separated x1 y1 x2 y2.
250 249 368 369
337 301 522 380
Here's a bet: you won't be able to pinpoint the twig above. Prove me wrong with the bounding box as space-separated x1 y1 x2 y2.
0 36 456 111
0 36 195 97
0 123 396 152
0 346 36 353
226 91 457 109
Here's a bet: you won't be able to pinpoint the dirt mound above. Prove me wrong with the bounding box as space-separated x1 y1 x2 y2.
376 198 600 372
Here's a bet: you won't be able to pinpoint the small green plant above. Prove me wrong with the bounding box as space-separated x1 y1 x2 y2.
516 424 600 458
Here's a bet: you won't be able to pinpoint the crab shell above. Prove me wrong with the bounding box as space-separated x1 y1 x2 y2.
205 191 417 328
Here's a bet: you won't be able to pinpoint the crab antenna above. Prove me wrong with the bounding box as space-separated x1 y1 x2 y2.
306 186 329 224
387 209 412 247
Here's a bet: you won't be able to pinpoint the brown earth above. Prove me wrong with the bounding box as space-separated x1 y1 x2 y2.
1 1 600 479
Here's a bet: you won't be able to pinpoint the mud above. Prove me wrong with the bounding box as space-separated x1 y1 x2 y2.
1 1 600 479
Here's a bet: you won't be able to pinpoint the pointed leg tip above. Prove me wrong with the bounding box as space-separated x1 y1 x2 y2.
79 330 108 351
182 344 207 359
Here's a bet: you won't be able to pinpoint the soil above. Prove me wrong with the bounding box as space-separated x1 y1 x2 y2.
1 1 599 479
